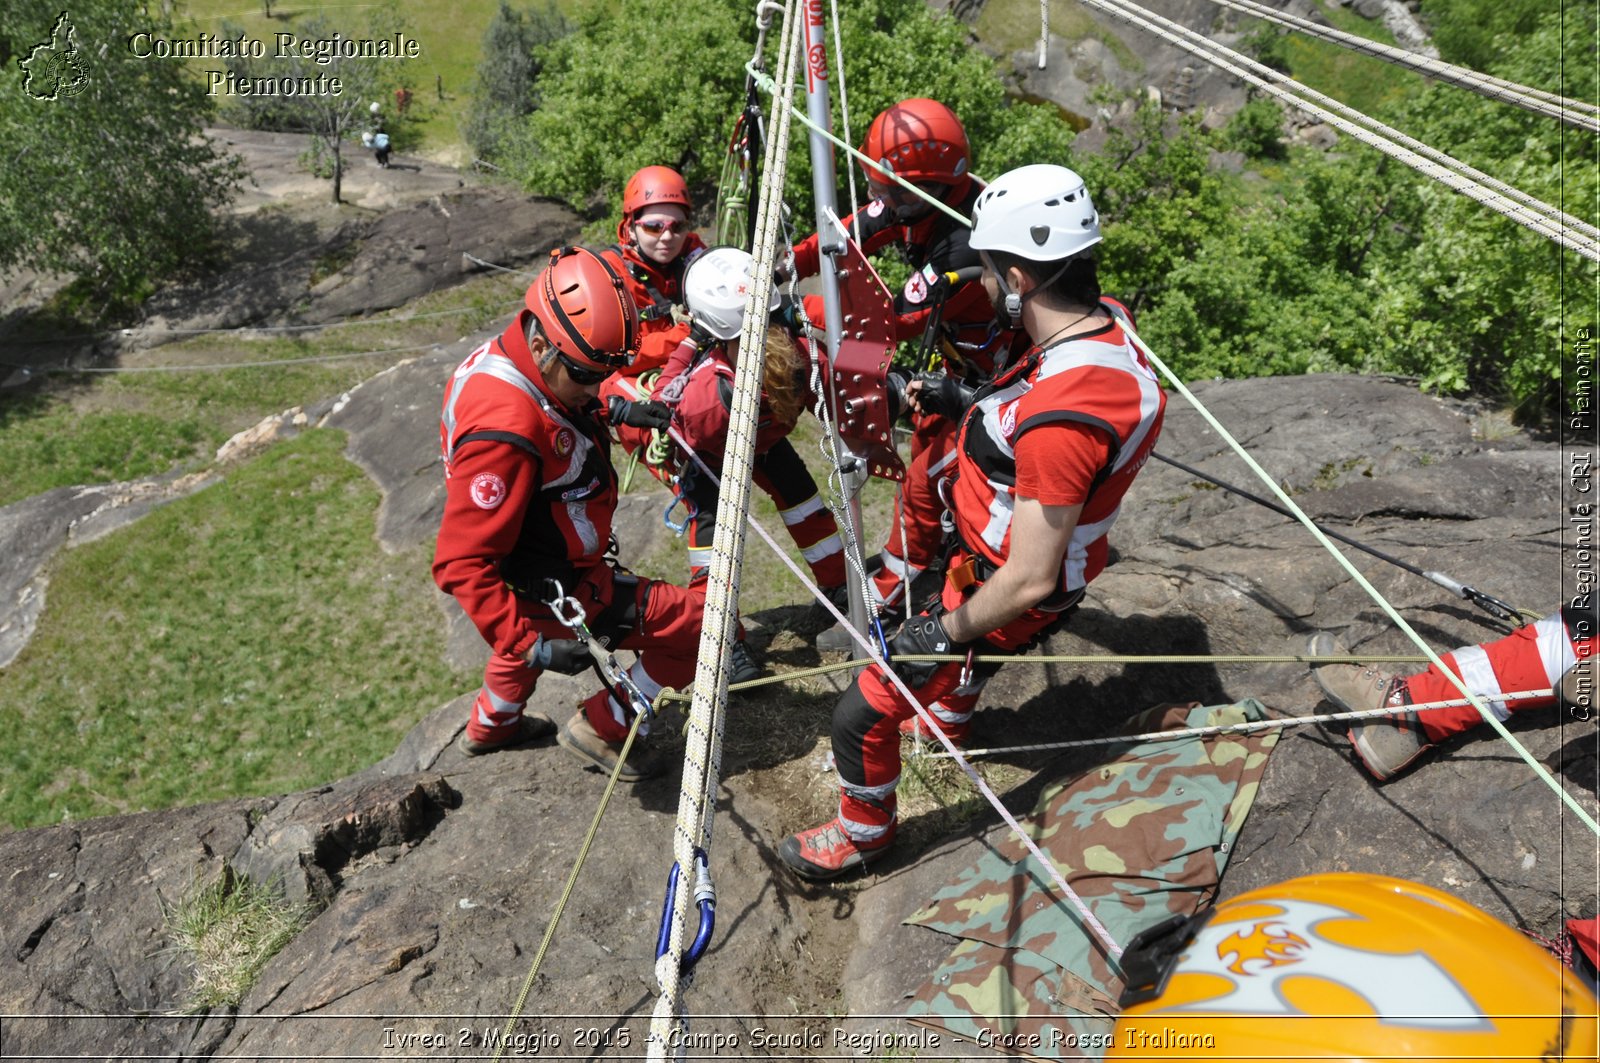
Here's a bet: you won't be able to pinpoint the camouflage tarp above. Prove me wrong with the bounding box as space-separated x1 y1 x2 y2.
904 699 1281 1060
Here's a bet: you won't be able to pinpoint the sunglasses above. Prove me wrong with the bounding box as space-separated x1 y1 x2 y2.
636 218 688 236
557 353 615 386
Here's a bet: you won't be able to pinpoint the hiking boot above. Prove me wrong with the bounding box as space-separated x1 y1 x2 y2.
456 712 557 757
557 711 662 782
1561 657 1595 711
729 639 763 686
797 583 852 633
1309 632 1433 782
778 818 894 881
815 621 861 654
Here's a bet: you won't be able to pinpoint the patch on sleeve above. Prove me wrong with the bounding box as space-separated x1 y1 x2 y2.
470 471 507 510
903 263 938 306
867 198 886 218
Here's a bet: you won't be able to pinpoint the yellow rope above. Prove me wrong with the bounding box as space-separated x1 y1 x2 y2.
492 714 645 1063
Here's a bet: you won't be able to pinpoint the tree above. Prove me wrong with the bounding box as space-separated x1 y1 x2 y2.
500 0 1075 236
464 1 570 164
0 0 244 312
211 7 418 204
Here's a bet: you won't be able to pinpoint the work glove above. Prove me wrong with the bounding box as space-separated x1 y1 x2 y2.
607 395 672 430
770 298 805 333
887 606 962 688
524 635 591 675
913 373 978 420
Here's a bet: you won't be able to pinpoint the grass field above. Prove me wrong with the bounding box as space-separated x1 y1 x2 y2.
171 0 565 156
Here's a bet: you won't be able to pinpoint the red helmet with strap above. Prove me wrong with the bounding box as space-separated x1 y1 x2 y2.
622 165 691 219
524 246 637 373
862 98 970 186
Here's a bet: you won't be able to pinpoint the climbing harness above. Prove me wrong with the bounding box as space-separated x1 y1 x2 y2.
1152 452 1536 624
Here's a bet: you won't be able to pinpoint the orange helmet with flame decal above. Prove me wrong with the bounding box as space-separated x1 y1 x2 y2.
1110 873 1598 1061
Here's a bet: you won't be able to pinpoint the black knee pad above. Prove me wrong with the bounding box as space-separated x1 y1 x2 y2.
830 680 887 785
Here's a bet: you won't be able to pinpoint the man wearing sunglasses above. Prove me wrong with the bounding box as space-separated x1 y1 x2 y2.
599 166 710 378
789 99 1028 632
434 246 702 782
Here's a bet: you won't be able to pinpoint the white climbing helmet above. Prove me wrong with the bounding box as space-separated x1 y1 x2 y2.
969 163 1101 262
682 246 781 341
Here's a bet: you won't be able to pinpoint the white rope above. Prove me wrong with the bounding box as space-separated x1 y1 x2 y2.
828 0 863 248
648 0 802 1055
1206 0 1600 132
1120 0 1600 245
923 687 1558 759
1082 0 1600 262
1105 306 1600 838
23 341 443 375
1039 0 1049 69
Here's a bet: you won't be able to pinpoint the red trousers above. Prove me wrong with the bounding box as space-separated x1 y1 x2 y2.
832 555 1074 839
1402 607 1595 741
871 413 959 608
465 564 704 745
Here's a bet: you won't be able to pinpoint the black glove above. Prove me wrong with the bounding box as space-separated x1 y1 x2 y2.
888 607 963 688
525 635 591 675
608 395 672 430
687 320 718 352
913 373 977 420
770 299 804 333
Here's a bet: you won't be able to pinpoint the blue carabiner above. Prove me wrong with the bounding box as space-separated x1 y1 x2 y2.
662 492 692 535
654 848 716 975
869 615 892 664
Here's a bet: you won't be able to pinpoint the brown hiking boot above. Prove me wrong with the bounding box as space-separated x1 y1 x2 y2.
557 711 662 783
1309 632 1433 782
456 712 557 757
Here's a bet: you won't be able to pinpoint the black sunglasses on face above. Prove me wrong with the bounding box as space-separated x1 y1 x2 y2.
558 353 613 386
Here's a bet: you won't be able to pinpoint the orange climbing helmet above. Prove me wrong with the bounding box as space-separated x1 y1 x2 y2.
525 246 637 374
622 165 692 219
1109 872 1599 1061
861 98 970 187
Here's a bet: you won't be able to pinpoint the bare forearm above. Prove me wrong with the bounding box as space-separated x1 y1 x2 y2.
943 563 1059 643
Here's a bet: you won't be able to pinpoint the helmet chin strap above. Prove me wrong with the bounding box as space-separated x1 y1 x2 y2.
985 251 1076 329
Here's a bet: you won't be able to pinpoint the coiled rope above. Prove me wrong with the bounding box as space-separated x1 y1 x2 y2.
1203 0 1600 133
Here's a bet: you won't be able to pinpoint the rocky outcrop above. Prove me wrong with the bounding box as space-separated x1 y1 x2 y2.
0 365 1588 1059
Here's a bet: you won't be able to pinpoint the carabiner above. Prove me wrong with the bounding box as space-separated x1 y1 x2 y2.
654 848 716 977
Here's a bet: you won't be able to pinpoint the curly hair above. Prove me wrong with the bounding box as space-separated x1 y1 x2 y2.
760 326 806 427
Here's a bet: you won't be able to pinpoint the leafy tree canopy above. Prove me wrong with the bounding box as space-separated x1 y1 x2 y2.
0 0 244 311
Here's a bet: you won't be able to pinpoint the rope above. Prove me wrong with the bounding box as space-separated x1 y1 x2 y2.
1039 0 1049 69
654 651 1439 701
828 0 864 248
648 0 802 1054
745 61 975 230
1113 0 1600 246
1205 0 1600 132
921 687 1557 760
18 341 444 376
491 714 648 1063
1081 0 1600 262
1107 308 1600 838
0 302 486 346
462 251 542 279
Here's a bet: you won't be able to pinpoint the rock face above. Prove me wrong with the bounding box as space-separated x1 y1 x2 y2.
0 368 1590 1059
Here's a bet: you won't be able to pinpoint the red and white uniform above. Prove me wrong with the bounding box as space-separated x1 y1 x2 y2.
598 237 708 377
1398 607 1596 740
669 346 845 590
831 302 1167 841
794 180 1027 608
433 311 703 746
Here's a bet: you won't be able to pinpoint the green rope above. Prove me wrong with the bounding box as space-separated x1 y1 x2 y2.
652 652 1433 702
744 61 976 231
492 714 646 1063
1121 325 1600 838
